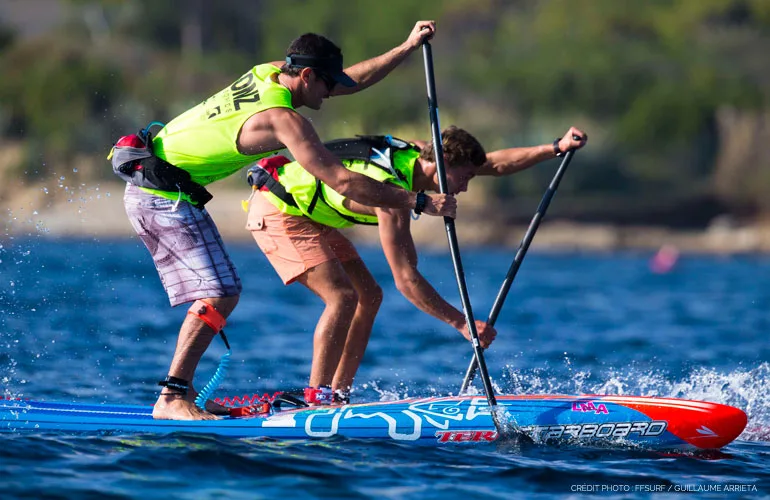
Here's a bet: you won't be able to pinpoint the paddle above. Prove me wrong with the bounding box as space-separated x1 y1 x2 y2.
422 42 499 412
459 141 581 394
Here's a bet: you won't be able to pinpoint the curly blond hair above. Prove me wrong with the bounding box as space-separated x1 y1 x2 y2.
419 126 486 168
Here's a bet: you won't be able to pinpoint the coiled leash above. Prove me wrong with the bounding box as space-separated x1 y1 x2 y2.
189 301 273 417
186 300 232 410
158 300 344 417
158 300 244 414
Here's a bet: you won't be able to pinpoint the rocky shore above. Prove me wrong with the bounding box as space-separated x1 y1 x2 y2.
3 183 770 254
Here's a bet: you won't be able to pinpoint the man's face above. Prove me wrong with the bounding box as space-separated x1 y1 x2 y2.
443 162 477 195
302 69 335 110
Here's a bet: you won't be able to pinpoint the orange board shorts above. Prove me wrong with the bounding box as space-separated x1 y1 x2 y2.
246 193 360 284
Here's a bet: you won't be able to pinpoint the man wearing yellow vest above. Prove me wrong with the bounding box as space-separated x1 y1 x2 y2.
121 22 456 420
245 126 587 405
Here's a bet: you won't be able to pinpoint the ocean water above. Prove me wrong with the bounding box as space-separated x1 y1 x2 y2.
0 237 768 499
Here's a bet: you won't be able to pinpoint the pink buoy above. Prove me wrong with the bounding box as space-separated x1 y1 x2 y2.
650 245 680 274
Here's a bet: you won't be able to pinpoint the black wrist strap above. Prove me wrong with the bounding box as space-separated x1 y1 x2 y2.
553 138 564 157
414 191 427 215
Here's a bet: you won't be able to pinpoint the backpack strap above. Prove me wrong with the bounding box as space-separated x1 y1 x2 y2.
261 174 298 208
314 185 378 226
247 157 299 209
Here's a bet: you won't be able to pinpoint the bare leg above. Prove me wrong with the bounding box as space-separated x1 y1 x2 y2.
153 295 239 420
332 259 383 391
297 260 359 388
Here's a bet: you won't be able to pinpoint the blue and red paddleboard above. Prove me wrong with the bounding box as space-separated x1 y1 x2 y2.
0 394 746 450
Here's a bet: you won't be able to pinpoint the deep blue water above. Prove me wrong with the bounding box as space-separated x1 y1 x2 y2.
0 237 768 499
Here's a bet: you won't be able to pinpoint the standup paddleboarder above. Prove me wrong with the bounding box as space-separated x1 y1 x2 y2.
116 22 455 421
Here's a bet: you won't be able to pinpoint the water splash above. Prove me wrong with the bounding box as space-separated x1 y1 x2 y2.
500 361 770 440
364 381 406 402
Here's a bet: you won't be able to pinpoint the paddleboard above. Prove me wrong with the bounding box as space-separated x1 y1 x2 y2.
0 394 746 450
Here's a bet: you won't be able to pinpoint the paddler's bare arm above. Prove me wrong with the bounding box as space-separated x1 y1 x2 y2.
376 208 496 348
239 108 455 216
270 22 434 97
329 21 436 96
478 126 587 177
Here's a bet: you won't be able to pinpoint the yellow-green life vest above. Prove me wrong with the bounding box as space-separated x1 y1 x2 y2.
144 64 293 203
262 138 420 228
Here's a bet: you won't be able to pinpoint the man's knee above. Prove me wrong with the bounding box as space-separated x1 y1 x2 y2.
329 286 359 313
361 284 383 311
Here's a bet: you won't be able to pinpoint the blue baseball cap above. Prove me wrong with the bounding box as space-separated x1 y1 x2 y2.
285 53 356 88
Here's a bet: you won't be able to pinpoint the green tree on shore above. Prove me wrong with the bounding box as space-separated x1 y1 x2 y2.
1 0 768 223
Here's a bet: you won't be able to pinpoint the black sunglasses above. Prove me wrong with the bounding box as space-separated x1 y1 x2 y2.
314 70 337 91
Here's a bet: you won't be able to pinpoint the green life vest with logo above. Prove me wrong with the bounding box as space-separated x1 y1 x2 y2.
145 64 294 203
262 136 420 228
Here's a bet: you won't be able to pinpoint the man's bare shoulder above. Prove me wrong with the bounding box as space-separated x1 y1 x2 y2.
245 106 297 128
242 108 310 142
239 108 304 153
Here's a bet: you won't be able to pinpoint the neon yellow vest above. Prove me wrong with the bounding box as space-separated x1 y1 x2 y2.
263 147 420 228
144 64 293 203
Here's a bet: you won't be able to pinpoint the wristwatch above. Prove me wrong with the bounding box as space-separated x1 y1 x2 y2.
414 191 427 215
553 138 565 157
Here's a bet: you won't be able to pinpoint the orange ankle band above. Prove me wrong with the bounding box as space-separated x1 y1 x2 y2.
187 300 226 333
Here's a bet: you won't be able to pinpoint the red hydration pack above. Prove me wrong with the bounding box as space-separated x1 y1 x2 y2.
247 155 292 192
108 124 213 207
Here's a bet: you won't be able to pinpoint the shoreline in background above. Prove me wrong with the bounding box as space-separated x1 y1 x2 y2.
3 186 770 254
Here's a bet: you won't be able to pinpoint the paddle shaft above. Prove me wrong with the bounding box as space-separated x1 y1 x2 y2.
460 146 579 393
422 42 498 408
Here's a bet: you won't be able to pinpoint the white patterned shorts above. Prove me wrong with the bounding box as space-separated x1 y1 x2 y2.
123 184 242 307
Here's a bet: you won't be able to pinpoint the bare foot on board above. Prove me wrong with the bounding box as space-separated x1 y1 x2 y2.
152 395 219 421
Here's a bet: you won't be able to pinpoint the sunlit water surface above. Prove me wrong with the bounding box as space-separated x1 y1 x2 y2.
1 238 768 499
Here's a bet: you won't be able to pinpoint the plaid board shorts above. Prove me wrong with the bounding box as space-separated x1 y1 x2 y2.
123 184 242 306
